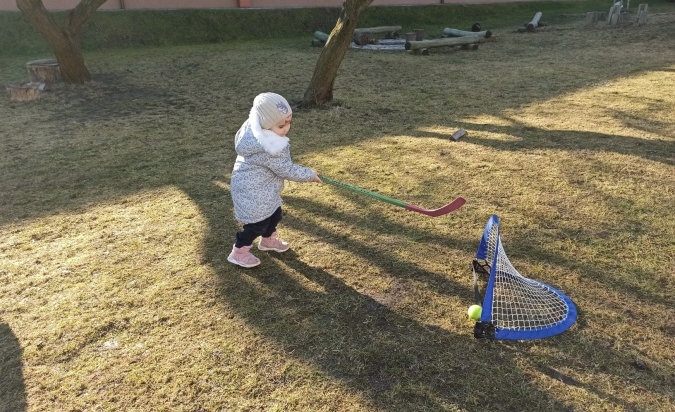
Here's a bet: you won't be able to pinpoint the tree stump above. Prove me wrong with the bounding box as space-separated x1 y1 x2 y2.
26 59 61 84
414 29 425 41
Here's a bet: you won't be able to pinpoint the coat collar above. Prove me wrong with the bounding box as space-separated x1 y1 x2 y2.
249 107 289 155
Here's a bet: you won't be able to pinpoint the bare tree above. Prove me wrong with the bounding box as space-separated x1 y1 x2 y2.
16 0 108 83
301 0 374 107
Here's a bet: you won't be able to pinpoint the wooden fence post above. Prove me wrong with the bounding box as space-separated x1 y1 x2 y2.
607 5 622 25
636 4 648 25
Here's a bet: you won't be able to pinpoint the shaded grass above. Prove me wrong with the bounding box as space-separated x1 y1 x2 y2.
2 6 675 412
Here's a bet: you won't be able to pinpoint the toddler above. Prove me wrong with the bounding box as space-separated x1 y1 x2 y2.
228 92 321 268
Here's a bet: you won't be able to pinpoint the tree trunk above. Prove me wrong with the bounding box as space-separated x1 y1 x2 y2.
16 0 108 84
52 35 90 83
301 0 374 108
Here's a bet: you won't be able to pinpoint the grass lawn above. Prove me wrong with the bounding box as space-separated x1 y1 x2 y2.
1 5 675 412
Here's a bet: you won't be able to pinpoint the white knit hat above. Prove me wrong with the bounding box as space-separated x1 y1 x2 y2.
252 92 292 129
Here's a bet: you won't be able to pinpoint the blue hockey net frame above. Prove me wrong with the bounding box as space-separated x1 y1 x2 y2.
473 215 578 340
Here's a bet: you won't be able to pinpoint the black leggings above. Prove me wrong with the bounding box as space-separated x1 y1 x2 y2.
235 207 283 248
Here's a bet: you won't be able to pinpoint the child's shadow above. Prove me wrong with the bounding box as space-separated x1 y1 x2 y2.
0 323 27 412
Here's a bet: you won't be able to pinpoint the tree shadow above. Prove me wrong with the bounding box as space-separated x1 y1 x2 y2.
0 323 26 412
412 117 674 167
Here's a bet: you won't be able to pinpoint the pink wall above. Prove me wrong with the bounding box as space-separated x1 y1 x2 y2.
0 0 446 12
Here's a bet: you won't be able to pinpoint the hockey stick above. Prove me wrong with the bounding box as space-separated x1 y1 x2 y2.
319 175 465 217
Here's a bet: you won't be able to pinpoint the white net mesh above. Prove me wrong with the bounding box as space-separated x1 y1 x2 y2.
480 219 573 335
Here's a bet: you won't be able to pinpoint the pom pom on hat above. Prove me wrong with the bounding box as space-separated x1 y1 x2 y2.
252 93 292 130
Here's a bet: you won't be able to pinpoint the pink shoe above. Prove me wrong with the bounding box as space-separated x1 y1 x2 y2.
227 245 261 268
258 232 290 252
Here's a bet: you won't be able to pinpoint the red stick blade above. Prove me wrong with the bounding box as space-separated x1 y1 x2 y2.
405 197 466 217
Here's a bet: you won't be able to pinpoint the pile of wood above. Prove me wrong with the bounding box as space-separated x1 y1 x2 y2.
5 59 60 102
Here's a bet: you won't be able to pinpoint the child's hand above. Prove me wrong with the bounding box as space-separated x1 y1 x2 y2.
312 174 323 183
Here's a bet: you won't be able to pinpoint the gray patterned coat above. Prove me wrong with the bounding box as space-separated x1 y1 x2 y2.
230 118 315 224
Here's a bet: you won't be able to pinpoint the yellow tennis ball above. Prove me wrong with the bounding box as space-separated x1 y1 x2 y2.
467 305 482 320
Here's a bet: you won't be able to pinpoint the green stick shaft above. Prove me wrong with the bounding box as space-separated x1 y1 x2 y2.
319 175 407 208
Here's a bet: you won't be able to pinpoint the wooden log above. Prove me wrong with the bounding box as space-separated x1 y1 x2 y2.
314 31 329 42
354 26 402 35
405 36 487 51
443 28 492 38
26 59 61 84
405 32 416 42
526 12 542 32
311 39 325 47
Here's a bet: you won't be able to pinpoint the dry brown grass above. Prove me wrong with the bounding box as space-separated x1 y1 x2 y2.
2 10 675 412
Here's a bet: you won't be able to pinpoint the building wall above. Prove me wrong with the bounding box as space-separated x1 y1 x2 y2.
1 0 450 12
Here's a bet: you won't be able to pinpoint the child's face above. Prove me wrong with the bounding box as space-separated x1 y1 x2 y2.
270 115 292 137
